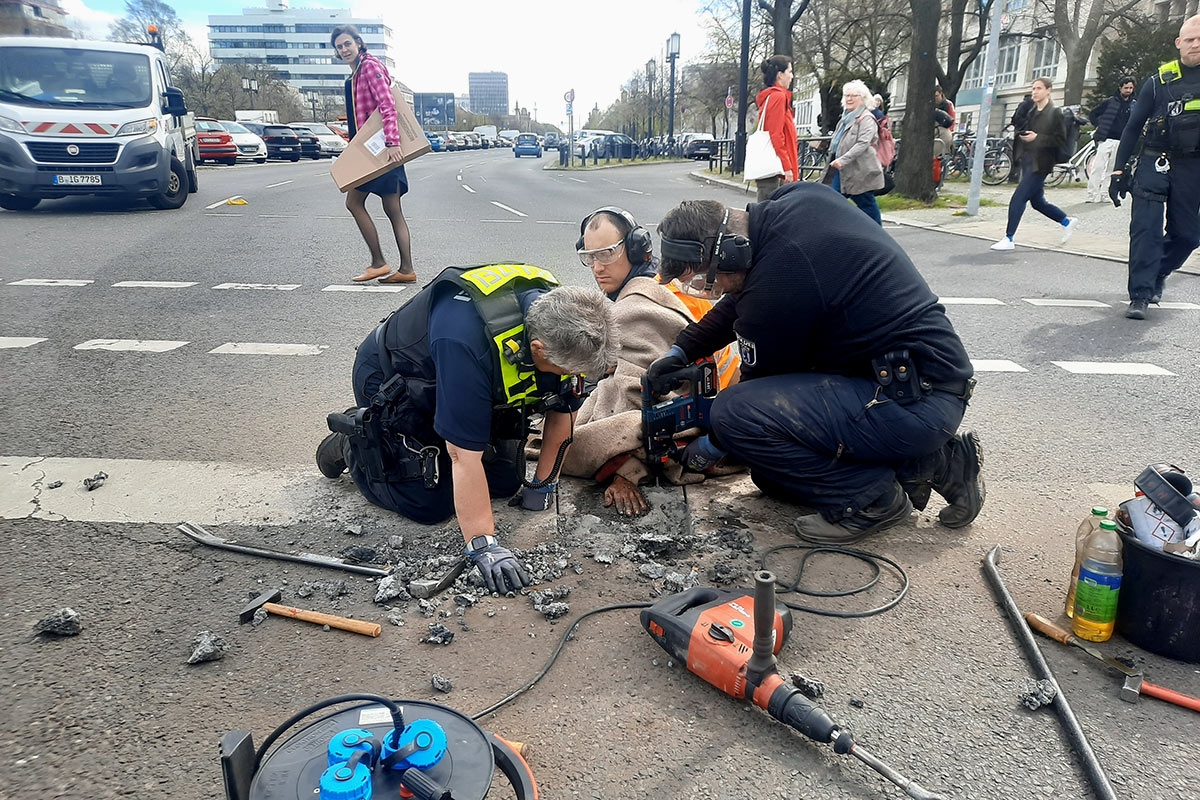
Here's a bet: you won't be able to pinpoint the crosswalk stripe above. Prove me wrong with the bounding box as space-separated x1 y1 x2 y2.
212 283 301 291
1130 301 1200 310
971 359 1028 372
7 279 93 287
1052 361 1175 376
112 281 198 289
490 201 528 217
321 285 409 293
209 342 327 356
1023 298 1110 308
0 337 47 349
74 339 189 352
941 297 1005 305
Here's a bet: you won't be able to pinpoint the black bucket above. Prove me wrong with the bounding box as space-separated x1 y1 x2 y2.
1115 531 1200 663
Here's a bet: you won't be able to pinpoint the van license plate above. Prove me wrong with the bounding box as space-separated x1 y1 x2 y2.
53 174 101 185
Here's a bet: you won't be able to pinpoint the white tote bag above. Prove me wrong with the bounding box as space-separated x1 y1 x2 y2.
743 96 786 182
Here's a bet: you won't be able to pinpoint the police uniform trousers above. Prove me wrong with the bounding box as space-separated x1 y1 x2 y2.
1128 154 1200 301
709 373 966 521
343 335 524 524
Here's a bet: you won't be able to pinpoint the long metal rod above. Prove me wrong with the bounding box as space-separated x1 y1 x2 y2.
178 521 393 577
981 545 1118 800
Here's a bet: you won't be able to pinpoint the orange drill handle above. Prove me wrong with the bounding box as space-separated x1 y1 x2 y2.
1141 680 1200 713
1024 612 1074 645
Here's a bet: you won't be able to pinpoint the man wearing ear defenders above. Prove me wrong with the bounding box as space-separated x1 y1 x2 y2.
317 265 619 593
649 184 984 543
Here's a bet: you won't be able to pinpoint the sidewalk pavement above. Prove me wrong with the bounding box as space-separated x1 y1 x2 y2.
689 170 1200 276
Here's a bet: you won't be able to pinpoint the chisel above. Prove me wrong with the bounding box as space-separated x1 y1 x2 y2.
1023 612 1137 676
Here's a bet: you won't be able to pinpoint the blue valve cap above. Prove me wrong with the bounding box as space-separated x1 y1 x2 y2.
319 760 373 800
381 719 447 771
327 728 376 767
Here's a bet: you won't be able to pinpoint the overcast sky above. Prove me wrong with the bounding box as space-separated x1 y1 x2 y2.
60 0 715 127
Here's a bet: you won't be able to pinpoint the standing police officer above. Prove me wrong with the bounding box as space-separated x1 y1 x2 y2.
1109 15 1200 320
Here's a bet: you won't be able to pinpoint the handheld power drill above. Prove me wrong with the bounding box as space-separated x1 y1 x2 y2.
639 356 717 468
641 571 948 800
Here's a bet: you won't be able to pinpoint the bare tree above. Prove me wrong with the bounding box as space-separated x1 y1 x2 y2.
895 0 941 201
108 0 192 72
1037 0 1144 105
935 0 988 99
755 0 816 57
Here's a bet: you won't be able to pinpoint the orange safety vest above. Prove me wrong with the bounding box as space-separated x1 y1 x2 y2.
661 278 741 390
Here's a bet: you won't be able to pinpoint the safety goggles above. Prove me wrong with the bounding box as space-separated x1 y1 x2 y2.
577 240 625 267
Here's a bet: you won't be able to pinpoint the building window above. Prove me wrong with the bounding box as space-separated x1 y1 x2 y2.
962 57 984 90
1005 0 1028 9
996 36 1020 86
1031 36 1060 80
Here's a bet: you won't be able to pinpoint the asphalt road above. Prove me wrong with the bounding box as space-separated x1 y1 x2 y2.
2 150 1199 800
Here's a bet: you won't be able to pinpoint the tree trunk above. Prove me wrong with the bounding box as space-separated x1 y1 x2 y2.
896 0 940 202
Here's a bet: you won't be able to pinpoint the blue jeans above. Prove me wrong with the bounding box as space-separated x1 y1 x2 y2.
831 172 883 225
708 373 965 520
1006 158 1065 237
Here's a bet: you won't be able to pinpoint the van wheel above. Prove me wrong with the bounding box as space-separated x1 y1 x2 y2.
148 157 188 210
187 162 199 193
0 194 40 211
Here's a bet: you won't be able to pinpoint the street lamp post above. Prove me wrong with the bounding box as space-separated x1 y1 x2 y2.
733 0 751 174
646 59 655 140
666 32 680 145
241 77 259 110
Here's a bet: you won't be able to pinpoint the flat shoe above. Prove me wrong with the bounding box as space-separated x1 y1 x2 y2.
379 271 417 284
352 265 392 282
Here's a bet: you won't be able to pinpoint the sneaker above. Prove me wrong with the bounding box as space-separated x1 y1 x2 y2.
316 432 348 478
793 482 913 544
932 431 985 528
990 237 1015 251
1060 217 1078 244
1125 299 1148 320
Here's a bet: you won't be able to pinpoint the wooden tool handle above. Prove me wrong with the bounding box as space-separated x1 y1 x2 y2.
1141 680 1200 713
1024 612 1074 644
266 603 382 637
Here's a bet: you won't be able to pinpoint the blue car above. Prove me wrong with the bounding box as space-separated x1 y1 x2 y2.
513 133 542 158
424 131 445 152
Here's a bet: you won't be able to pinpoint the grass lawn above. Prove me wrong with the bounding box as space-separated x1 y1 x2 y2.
877 192 1002 211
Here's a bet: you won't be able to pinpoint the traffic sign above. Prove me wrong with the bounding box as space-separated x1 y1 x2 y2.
566 103 573 115
725 95 734 109
564 89 575 103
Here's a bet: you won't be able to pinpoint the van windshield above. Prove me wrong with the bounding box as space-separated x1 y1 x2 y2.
0 47 153 109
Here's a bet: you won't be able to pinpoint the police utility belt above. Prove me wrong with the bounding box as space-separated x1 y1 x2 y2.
871 350 975 405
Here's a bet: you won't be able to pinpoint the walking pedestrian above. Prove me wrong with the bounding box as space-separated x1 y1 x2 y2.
753 55 798 202
829 80 884 225
1085 77 1136 203
934 86 955 157
991 77 1077 251
1109 14 1200 320
332 25 416 284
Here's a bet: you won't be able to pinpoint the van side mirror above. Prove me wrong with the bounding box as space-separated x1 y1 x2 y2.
163 87 188 117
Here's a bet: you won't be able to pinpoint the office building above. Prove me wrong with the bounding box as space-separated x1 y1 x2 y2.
469 71 508 116
0 0 70 37
207 0 395 99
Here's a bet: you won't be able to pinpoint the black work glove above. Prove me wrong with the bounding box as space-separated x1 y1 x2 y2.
507 483 556 511
468 543 531 595
1109 171 1129 207
644 345 689 395
676 435 726 472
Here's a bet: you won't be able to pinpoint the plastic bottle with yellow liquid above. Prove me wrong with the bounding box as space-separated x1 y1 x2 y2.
1065 506 1109 618
1072 519 1123 642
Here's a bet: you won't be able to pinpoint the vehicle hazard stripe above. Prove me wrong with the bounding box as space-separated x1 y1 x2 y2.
60 124 82 134
33 122 54 133
86 123 109 135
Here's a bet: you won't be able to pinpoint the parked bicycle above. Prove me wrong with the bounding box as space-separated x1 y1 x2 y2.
1044 138 1097 187
798 137 831 181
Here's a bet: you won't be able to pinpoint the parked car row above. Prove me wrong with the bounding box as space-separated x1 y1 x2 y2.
423 131 513 152
192 118 345 165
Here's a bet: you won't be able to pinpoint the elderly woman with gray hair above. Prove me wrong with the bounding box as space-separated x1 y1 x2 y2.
828 79 884 225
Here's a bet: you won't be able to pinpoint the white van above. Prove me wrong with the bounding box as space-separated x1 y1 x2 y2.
0 35 198 211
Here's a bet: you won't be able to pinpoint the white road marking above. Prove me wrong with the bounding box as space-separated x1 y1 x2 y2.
209 342 327 356
315 215 345 219
535 220 574 225
490 201 527 217
1052 361 1175 376
112 281 197 289
620 188 645 195
1023 298 1110 308
212 282 300 291
266 180 293 188
74 339 189 353
480 219 522 223
941 297 1005 305
258 214 299 218
0 455 367 525
322 284 410 293
204 213 243 217
462 185 476 193
1129 301 1200 310
7 279 93 287
205 195 242 209
457 174 463 181
971 359 1028 372
0 337 47 349
568 177 587 183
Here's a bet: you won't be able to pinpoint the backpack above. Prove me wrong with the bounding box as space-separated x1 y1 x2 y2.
1057 107 1083 164
874 116 896 167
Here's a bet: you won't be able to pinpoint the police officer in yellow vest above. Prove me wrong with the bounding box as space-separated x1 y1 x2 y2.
318 265 618 593
1109 14 1200 320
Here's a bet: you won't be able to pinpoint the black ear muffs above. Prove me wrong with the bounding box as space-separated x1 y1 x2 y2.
716 234 752 272
577 206 654 264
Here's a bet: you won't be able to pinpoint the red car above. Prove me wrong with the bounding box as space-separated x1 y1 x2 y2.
195 119 238 165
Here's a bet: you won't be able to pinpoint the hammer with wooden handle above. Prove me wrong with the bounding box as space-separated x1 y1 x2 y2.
239 588 381 638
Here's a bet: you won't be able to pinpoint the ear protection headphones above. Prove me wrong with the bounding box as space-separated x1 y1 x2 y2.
576 206 654 265
659 207 753 291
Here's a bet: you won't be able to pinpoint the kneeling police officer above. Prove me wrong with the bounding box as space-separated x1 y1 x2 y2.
647 185 984 543
318 264 618 593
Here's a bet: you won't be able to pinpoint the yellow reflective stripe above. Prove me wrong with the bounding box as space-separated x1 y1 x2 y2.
1158 60 1182 83
461 264 560 295
491 322 537 403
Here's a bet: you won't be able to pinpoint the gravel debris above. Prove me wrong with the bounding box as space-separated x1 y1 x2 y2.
374 575 411 604
791 673 825 699
186 631 227 664
83 471 108 491
421 623 454 646
431 674 453 693
1019 678 1057 710
34 607 83 636
46 480 63 489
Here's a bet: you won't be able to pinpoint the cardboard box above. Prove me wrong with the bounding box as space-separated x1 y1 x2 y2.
330 85 431 192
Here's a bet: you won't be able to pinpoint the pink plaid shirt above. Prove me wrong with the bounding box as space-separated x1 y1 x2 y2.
350 52 400 147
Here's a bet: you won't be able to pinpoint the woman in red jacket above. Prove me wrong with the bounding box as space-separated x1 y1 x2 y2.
332 25 416 284
754 55 799 202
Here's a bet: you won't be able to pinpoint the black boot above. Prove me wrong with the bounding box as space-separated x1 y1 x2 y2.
1126 299 1148 320
1150 274 1167 304
932 431 985 528
793 481 913 544
316 432 348 478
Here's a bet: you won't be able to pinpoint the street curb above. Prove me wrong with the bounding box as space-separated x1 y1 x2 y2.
686 169 1199 276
